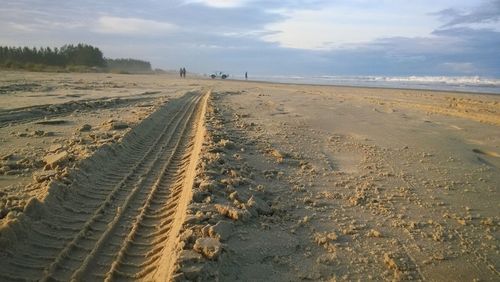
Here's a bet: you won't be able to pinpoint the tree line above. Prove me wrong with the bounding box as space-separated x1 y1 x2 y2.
106 58 152 73
0 44 152 73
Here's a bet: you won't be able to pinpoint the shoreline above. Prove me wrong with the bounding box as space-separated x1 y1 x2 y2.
227 77 500 96
2 69 499 96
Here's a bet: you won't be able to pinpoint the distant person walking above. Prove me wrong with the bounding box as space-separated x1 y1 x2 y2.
245 71 248 80
179 67 183 78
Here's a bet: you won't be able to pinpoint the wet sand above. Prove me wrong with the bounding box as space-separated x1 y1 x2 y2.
0 71 499 281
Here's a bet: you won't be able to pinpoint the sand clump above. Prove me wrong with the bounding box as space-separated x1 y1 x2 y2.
0 78 166 221
43 150 71 170
78 124 92 132
172 94 274 281
0 154 43 176
193 87 499 281
193 237 222 259
0 91 207 281
102 119 129 130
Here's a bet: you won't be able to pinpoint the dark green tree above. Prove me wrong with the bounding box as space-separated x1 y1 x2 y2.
0 43 106 68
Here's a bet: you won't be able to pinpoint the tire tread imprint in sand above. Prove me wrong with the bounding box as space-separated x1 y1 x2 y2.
104 98 206 280
41 93 201 282
71 93 204 281
0 92 204 281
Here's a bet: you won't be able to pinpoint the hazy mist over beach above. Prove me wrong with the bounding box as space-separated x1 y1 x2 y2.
1 1 500 281
1 0 499 77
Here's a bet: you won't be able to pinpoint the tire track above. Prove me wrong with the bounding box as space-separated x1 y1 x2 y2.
0 90 209 281
0 96 155 128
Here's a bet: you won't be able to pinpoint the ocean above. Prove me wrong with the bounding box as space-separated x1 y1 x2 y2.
233 75 500 94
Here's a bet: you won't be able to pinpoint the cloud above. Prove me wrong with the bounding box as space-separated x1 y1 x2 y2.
432 27 500 52
184 0 250 8
435 0 500 27
363 35 463 55
7 22 36 32
440 62 478 73
94 16 177 35
261 3 439 50
1 0 499 76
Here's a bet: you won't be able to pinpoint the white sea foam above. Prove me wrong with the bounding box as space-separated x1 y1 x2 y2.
234 74 500 94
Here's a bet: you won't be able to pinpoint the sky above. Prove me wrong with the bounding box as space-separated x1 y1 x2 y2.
1 0 500 76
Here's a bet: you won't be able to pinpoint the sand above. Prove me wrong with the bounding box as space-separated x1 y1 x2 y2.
0 70 499 281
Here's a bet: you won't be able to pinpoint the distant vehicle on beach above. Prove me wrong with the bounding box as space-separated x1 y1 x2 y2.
210 71 229 79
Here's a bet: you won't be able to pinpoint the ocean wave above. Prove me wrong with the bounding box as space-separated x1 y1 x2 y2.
315 76 500 86
231 74 500 94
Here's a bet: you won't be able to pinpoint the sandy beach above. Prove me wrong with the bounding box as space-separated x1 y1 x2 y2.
0 70 499 281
